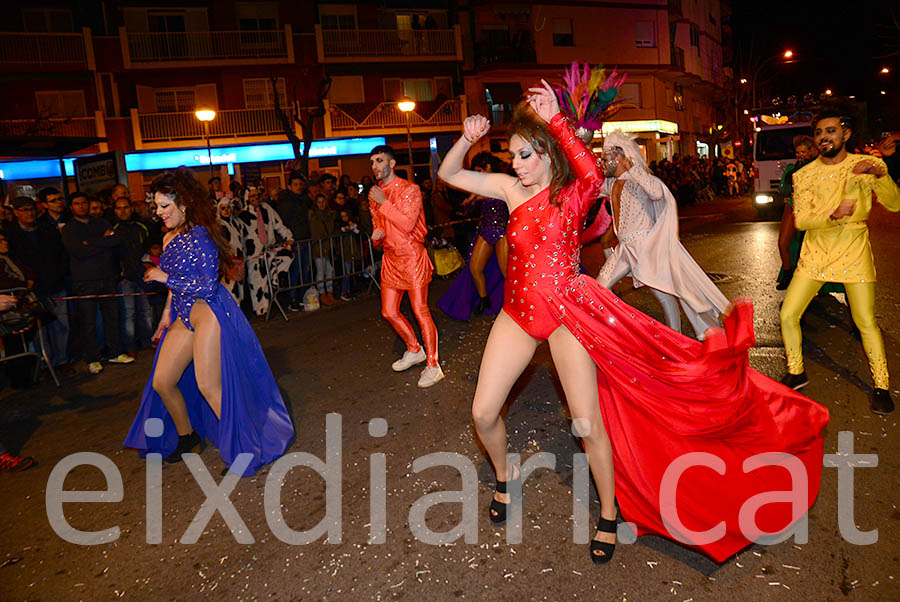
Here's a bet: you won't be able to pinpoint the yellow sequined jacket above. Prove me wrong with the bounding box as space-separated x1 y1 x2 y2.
792 154 900 282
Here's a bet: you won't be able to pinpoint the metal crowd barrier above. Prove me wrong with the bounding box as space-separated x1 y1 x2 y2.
0 287 59 387
251 231 381 321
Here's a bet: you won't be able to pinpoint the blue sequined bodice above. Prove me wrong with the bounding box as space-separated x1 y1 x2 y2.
161 225 220 330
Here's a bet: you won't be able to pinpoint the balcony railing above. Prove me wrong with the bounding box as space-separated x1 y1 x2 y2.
122 26 292 67
325 99 465 136
0 31 89 70
316 25 462 63
132 107 295 148
0 116 99 138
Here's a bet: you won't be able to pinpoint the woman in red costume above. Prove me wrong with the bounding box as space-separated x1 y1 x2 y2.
438 81 829 564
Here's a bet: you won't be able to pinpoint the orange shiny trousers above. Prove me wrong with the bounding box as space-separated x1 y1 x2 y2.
381 285 438 367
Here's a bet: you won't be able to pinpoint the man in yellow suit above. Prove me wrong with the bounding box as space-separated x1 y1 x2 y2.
780 108 900 414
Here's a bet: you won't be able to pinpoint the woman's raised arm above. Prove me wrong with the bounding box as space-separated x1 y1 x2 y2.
438 115 516 201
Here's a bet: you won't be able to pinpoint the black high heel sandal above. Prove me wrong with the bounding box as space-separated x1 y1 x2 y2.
164 431 204 464
488 474 520 524
591 516 617 564
474 296 489 315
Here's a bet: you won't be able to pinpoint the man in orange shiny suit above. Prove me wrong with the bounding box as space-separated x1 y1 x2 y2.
368 145 443 388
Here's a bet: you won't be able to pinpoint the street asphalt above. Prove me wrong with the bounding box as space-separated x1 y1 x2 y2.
1 194 899 601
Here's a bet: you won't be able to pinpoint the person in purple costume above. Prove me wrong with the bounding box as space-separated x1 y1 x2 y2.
438 152 510 320
124 169 294 476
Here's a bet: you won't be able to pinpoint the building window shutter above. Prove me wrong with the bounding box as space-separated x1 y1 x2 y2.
194 83 219 111
328 76 365 104
383 79 403 101
635 21 655 48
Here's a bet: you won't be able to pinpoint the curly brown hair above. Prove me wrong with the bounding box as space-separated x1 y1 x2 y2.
506 102 574 207
150 167 232 278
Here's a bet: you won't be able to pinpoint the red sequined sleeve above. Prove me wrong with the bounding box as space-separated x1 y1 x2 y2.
548 113 610 234
379 181 423 233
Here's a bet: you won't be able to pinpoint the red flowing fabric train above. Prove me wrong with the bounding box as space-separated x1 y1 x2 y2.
548 282 829 562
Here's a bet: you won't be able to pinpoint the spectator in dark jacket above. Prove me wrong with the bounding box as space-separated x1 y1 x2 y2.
61 193 134 374
5 196 70 367
37 187 70 230
277 173 312 309
112 196 153 354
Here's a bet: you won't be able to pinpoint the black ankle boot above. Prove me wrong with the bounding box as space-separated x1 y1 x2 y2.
164 431 203 464
474 296 489 315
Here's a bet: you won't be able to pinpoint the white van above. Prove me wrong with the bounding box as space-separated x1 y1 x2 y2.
752 122 812 218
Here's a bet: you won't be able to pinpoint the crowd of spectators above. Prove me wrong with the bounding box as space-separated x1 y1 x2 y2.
648 154 753 206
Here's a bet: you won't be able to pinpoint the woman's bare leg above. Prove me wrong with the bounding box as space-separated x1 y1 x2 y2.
547 325 617 556
151 319 196 435
471 311 539 506
190 300 222 419
495 237 509 277
469 235 494 299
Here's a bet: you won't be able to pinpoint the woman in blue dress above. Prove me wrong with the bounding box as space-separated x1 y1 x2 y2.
438 152 509 319
124 168 294 476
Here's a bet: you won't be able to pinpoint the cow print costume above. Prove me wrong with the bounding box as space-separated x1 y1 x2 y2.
238 200 294 316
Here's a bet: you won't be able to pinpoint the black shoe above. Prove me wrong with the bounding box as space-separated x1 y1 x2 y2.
288 301 302 312
164 431 204 464
591 516 617 564
871 388 895 415
776 268 794 291
488 473 520 524
474 296 489 316
780 371 809 391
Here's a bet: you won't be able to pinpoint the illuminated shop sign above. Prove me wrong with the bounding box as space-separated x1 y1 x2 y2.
0 137 386 181
600 120 679 135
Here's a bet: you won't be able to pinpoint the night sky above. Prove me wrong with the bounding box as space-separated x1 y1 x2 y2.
731 0 899 131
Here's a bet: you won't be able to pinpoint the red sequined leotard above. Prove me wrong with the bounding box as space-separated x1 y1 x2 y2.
502 114 829 562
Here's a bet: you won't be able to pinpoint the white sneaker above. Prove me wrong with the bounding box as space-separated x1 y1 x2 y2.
108 353 135 364
88 361 103 375
417 365 445 388
392 348 426 372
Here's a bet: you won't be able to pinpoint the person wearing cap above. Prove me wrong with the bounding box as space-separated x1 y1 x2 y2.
5 196 70 368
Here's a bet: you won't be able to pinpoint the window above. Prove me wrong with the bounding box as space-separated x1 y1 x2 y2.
328 76 364 104
154 88 195 112
236 2 278 31
319 4 357 30
22 8 74 32
484 82 523 125
35 90 86 117
480 24 509 48
552 19 574 47
689 24 699 47
148 11 186 33
620 82 642 108
635 21 655 48
673 84 685 111
243 78 287 108
384 77 450 102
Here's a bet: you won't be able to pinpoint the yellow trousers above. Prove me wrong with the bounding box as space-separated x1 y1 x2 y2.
780 274 889 388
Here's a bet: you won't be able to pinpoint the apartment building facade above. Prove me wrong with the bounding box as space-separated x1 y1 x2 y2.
1 0 731 196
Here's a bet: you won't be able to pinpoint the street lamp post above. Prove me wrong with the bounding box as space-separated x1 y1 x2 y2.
397 97 416 177
195 109 216 176
752 50 794 109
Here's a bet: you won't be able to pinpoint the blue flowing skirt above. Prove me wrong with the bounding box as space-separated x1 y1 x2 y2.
124 283 294 476
437 241 504 321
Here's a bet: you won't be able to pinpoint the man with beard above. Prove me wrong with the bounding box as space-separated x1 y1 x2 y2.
368 145 443 388
595 130 729 338
780 109 900 415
